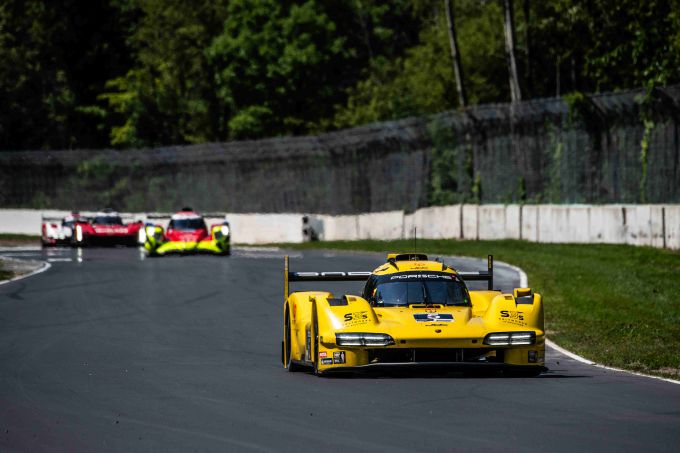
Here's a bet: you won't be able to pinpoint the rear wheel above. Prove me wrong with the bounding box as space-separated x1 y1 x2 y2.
284 307 302 372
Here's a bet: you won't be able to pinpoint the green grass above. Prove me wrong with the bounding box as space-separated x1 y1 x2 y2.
0 260 12 280
285 239 680 380
0 233 40 242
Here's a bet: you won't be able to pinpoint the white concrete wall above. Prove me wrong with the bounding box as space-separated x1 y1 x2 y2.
405 205 461 239
357 211 404 240
2 205 679 249
589 205 626 244
478 205 508 240
317 214 359 241
665 205 680 250
224 213 303 244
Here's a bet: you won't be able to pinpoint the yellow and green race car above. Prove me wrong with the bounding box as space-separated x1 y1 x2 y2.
282 253 545 376
143 208 230 256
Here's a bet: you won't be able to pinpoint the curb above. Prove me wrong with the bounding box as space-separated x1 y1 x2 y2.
0 259 51 286
512 264 680 385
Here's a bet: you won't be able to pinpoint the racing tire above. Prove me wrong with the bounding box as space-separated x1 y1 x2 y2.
284 308 302 372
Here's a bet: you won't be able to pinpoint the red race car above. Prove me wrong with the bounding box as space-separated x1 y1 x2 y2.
71 210 143 247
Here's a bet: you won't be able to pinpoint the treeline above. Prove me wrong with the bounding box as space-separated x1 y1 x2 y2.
1 0 679 150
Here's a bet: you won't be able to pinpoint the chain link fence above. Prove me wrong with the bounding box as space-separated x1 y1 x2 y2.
1 86 679 214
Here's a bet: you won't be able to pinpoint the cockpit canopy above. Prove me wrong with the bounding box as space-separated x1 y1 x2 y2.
363 272 471 307
92 214 123 225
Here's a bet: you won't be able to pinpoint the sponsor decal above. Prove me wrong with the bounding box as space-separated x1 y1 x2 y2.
321 358 333 365
333 351 346 364
319 351 327 358
391 274 453 280
499 310 526 326
343 311 369 326
413 313 454 322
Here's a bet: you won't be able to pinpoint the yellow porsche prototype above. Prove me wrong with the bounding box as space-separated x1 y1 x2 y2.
282 253 545 376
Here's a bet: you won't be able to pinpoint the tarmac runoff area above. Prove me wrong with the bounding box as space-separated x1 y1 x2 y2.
0 246 678 452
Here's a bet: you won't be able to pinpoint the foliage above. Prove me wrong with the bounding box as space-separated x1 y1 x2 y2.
1 0 680 149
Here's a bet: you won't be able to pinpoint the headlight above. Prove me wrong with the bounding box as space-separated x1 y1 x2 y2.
221 224 230 236
138 228 147 243
483 331 536 346
75 225 83 242
336 333 395 347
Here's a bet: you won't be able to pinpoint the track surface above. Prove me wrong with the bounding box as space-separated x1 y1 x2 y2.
1 247 678 452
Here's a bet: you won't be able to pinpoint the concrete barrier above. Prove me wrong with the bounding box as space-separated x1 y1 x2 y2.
623 205 665 248
2 205 679 249
405 205 461 239
521 205 540 242
461 205 479 240
317 214 359 241
665 205 680 250
478 205 508 240
224 213 303 244
537 205 570 243
589 205 626 244
357 211 404 240
505 205 521 240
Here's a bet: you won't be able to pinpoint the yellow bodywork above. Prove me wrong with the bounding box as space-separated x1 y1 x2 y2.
143 225 230 256
283 256 545 375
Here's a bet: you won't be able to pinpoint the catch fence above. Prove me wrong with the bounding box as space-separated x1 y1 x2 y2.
1 85 679 213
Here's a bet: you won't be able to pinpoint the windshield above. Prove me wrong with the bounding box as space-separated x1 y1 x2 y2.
169 218 206 231
93 216 123 225
366 273 471 307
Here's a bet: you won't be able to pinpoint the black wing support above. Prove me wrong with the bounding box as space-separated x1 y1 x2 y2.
284 255 371 299
457 255 494 291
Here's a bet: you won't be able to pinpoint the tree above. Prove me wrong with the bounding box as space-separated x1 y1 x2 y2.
444 0 467 107
100 0 228 147
0 0 133 150
502 0 522 102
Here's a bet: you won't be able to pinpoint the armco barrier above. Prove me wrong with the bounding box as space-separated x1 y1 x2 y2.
1 204 678 249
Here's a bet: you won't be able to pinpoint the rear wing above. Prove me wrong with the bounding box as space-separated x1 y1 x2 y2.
283 254 495 298
457 255 494 291
284 255 371 299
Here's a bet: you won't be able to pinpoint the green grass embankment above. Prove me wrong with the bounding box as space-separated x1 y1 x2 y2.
0 261 11 281
285 239 680 380
0 234 40 246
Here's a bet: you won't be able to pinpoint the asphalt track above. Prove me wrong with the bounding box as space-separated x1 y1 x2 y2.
0 246 679 452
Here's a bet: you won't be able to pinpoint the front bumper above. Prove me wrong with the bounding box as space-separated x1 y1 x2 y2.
314 343 545 374
151 239 230 256
319 362 547 375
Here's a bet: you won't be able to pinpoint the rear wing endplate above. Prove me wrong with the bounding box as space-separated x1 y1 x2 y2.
457 255 494 290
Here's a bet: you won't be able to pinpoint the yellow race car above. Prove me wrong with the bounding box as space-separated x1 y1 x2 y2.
282 253 545 376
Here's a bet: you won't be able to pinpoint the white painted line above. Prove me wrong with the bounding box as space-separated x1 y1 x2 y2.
546 338 680 385
0 260 51 286
443 253 679 384
47 258 72 262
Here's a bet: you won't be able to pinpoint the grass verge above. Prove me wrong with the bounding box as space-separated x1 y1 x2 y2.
0 262 12 280
0 233 40 247
285 239 680 380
